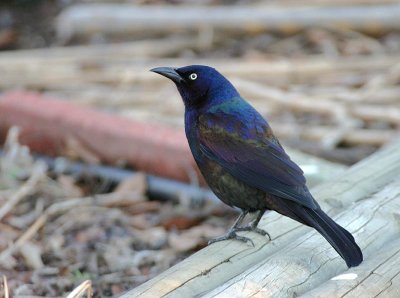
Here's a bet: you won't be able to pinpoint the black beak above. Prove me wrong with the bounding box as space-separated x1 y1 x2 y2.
150 67 184 84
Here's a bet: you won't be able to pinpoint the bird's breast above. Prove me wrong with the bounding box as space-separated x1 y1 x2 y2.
196 154 266 211
184 109 266 211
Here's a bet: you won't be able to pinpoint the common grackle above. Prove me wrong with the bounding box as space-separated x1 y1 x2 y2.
151 65 363 267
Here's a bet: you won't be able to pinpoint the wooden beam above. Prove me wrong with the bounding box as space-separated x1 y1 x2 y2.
203 178 400 297
56 4 400 41
121 139 400 297
302 238 400 297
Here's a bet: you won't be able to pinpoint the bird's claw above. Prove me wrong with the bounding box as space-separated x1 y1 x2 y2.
208 230 255 247
234 225 271 240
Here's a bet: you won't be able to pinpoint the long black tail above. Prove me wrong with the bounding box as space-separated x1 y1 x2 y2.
301 207 363 267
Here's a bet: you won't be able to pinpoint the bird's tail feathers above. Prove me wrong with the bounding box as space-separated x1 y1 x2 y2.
301 207 363 268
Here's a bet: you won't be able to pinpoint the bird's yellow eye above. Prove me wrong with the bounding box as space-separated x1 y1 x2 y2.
189 73 197 80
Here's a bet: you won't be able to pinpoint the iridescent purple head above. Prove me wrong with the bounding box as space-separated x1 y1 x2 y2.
151 65 239 107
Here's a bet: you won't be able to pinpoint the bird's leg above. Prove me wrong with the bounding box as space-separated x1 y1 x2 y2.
234 210 271 240
208 210 255 246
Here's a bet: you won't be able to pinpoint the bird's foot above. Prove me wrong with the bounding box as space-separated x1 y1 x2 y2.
234 224 271 240
208 230 255 247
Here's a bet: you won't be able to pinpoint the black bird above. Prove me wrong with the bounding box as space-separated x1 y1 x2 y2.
151 65 363 267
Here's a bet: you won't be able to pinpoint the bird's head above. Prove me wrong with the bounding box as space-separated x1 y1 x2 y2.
150 65 238 107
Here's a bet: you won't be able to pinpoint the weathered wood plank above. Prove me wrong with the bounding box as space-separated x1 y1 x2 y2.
301 238 400 298
121 139 400 297
204 178 400 297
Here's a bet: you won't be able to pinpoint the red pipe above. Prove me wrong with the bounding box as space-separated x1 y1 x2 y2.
0 91 201 183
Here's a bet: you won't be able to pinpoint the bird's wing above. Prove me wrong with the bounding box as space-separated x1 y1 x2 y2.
198 109 317 209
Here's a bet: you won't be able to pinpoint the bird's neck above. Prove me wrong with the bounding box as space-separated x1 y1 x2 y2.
184 108 199 133
183 80 240 135
184 108 203 159
206 81 240 104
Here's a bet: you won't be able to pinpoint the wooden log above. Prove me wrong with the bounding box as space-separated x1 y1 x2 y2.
303 86 400 104
203 178 400 297
350 105 400 124
0 37 197 60
267 0 400 6
271 123 396 147
232 78 400 120
0 54 398 88
121 139 400 297
231 77 347 118
301 238 400 297
0 53 397 77
56 4 400 41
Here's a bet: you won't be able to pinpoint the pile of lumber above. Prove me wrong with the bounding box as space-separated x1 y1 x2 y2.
1 2 399 164
0 49 399 163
